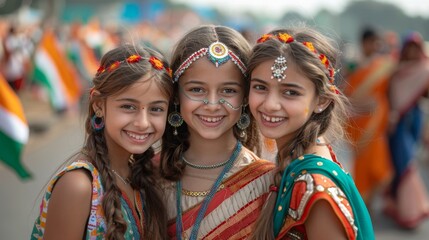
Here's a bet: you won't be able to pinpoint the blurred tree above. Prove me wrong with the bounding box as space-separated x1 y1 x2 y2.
340 0 429 42
0 0 24 15
280 11 308 27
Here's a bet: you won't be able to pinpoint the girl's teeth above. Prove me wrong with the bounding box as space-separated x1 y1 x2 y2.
262 114 284 123
127 132 149 140
201 116 223 122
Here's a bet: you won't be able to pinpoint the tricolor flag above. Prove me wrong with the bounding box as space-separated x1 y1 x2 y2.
67 40 99 82
0 74 31 179
31 30 82 111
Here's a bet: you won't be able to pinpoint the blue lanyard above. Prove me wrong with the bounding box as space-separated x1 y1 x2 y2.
175 141 242 240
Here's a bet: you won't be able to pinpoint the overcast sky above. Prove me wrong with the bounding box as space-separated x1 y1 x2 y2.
172 0 429 18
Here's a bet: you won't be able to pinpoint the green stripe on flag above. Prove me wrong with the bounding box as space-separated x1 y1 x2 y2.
0 130 31 179
31 65 58 109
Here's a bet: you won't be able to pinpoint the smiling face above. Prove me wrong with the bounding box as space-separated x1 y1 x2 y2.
178 57 245 142
249 58 321 148
94 77 169 159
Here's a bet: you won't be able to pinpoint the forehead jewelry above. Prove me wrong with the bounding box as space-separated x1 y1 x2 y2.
257 33 341 94
173 41 247 82
271 55 287 82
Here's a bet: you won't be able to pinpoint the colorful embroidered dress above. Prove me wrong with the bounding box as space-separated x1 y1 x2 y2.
31 161 144 240
164 146 275 239
273 155 374 240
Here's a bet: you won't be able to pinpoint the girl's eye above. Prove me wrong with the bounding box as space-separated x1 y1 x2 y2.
121 104 137 110
189 87 205 93
222 88 237 94
150 107 165 112
284 90 301 96
252 85 266 91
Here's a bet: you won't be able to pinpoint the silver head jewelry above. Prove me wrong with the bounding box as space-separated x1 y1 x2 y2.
257 33 340 94
271 55 287 82
173 41 247 82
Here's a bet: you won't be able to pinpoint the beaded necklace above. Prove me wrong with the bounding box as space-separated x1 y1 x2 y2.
175 141 242 240
182 156 230 169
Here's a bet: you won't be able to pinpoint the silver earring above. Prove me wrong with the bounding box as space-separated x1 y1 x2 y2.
318 108 323 113
236 106 250 130
168 103 183 136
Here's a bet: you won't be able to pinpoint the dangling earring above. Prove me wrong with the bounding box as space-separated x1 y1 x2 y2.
91 110 104 131
168 103 183 136
236 106 250 130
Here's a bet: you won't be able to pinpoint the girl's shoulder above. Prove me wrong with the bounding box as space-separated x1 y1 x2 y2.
274 154 372 239
275 157 357 239
45 160 104 197
31 161 105 240
56 160 99 181
53 168 93 196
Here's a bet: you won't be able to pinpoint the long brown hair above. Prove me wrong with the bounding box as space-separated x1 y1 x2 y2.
84 44 172 239
248 27 350 239
160 25 261 181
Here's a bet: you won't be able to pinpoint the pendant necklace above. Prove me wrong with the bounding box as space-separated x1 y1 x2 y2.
112 169 130 185
175 141 242 240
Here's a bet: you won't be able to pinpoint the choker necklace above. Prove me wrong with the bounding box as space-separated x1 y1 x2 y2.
112 169 130 185
182 156 230 170
176 141 242 240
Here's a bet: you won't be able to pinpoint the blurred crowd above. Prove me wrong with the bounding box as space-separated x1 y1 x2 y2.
340 26 429 230
0 7 216 92
1 7 429 231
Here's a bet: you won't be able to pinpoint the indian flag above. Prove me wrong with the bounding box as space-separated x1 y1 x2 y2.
32 30 82 111
0 74 31 179
67 40 99 82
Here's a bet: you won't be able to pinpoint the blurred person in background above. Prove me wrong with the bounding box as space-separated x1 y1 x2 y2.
381 30 400 59
1 23 34 92
384 31 429 229
342 27 395 209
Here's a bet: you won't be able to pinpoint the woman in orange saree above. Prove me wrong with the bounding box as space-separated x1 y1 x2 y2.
343 28 395 206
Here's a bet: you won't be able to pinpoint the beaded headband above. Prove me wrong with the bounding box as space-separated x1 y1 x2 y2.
173 41 247 82
96 54 173 78
257 33 339 94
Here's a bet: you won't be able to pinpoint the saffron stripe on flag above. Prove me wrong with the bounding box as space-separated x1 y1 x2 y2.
0 107 29 144
0 75 31 179
31 30 82 111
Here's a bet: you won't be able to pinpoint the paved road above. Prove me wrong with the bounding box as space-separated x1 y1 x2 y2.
1 92 429 239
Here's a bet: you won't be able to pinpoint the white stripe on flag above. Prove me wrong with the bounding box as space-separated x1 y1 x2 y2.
0 106 29 144
35 48 68 109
